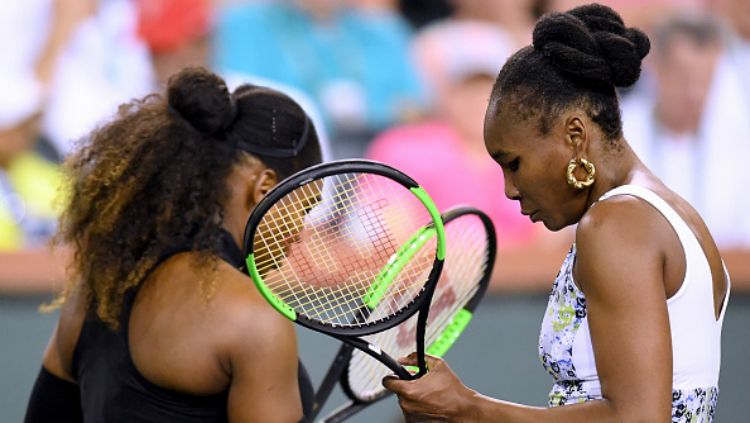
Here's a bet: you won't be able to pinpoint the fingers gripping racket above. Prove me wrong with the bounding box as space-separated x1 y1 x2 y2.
242 160 447 385
313 207 497 422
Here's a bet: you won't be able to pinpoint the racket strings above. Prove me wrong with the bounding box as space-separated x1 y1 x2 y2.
252 172 438 328
347 217 490 399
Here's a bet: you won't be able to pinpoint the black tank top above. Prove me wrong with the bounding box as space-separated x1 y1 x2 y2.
71 230 314 422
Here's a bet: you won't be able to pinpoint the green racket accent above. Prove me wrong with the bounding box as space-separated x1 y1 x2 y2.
403 309 474 374
426 309 473 357
363 226 435 309
246 254 297 321
409 187 446 260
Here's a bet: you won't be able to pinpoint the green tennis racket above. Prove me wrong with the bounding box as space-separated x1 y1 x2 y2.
313 206 497 422
242 159 446 384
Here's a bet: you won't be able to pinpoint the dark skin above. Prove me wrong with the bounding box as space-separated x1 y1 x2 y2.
42 155 308 422
383 100 728 422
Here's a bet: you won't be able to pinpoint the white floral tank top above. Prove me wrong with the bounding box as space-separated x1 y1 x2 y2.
538 185 728 422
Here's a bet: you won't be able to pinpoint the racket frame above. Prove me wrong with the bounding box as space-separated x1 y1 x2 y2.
241 159 447 400
318 206 497 422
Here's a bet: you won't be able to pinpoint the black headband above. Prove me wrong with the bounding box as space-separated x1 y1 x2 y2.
235 113 311 158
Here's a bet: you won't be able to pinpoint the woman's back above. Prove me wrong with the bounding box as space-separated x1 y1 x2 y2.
54 231 313 421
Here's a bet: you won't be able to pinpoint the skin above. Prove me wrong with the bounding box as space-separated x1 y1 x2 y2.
383 99 728 422
41 155 307 422
654 34 722 135
0 115 40 168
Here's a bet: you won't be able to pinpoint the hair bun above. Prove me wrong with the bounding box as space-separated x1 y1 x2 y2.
533 4 650 89
167 67 236 134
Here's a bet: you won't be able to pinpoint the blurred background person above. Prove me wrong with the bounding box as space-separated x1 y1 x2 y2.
213 0 427 158
136 0 212 85
0 87 59 252
41 0 155 158
713 0 750 100
621 11 750 248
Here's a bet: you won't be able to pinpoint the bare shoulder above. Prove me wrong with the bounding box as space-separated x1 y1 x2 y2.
577 194 666 250
575 195 669 296
209 263 298 364
43 285 88 382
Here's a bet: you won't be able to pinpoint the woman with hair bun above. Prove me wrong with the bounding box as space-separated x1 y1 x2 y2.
384 4 728 422
24 67 322 422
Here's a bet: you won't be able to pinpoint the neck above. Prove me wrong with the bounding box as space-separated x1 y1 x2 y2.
582 140 642 211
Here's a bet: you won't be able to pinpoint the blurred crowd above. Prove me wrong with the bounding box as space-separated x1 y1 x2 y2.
1 0 749 269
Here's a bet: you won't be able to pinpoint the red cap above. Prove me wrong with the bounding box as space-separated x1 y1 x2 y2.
137 0 211 53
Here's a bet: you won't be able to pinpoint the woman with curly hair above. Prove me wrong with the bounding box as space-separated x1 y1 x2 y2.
24 67 322 422
384 4 729 422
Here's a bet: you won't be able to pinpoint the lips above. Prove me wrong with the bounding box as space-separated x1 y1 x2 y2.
521 209 539 222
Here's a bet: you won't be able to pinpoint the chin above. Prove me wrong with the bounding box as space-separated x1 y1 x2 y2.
541 218 565 232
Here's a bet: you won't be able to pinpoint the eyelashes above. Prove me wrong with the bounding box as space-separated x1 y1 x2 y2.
508 158 520 172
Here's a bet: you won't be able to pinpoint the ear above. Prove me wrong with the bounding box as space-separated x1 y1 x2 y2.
564 114 588 156
251 169 278 206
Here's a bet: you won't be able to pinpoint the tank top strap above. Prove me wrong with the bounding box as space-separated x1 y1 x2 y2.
596 184 700 255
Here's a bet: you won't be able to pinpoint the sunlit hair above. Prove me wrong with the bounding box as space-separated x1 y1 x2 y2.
49 67 321 328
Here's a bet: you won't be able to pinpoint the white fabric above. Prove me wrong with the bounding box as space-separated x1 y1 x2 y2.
42 0 155 155
0 0 51 129
571 184 730 390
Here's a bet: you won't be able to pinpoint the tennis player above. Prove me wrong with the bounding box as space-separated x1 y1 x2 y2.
24 67 322 422
384 4 729 422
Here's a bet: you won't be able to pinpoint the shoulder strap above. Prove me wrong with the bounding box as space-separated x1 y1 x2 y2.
597 184 697 250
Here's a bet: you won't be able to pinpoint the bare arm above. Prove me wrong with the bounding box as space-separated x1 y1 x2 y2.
385 197 673 422
222 286 305 423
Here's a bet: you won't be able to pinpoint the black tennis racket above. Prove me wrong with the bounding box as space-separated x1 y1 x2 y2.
312 206 497 422
242 159 447 387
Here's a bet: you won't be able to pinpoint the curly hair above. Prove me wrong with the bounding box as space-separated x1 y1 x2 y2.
53 67 322 328
490 3 651 141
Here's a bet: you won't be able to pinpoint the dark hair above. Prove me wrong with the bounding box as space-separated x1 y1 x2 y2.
54 67 321 327
490 3 650 141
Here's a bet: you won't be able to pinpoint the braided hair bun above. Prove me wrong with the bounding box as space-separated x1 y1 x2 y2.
532 4 650 89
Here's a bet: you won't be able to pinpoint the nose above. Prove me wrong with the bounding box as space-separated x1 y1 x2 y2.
503 175 520 201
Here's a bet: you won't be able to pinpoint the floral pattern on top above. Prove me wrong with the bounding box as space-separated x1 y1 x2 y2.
539 245 585 384
539 244 719 422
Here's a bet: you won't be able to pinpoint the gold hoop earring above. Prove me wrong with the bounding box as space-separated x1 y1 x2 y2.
566 158 596 190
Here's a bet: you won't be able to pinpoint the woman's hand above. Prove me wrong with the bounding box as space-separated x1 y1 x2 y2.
382 353 478 423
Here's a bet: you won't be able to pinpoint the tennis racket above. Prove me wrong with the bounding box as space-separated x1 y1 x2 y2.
242 159 446 387
312 206 497 422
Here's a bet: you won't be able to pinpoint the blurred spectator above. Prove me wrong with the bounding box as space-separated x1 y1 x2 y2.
621 11 750 248
0 82 60 251
714 0 750 99
213 0 426 148
136 0 212 84
447 0 546 48
42 0 155 157
368 22 558 249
